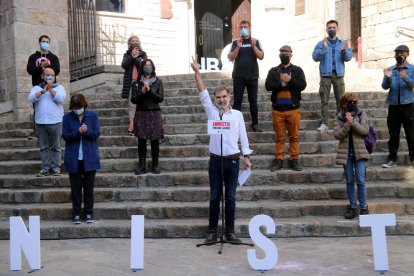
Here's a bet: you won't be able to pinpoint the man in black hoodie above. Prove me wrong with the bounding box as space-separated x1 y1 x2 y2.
26 35 60 139
27 35 60 86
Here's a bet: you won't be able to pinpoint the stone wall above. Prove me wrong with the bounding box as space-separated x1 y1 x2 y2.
361 0 414 69
0 0 69 122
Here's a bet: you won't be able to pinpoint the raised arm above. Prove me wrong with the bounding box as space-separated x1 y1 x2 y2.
190 55 205 93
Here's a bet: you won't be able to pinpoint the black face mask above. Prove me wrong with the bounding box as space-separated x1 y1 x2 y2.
279 55 290 65
346 101 357 112
395 55 406 64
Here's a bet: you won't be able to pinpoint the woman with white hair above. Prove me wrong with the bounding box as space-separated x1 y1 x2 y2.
121 35 147 135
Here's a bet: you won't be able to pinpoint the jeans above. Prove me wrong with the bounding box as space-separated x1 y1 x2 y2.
35 122 62 171
343 150 367 209
232 77 259 126
69 160 96 217
272 109 301 160
208 155 239 233
387 104 414 162
319 72 345 125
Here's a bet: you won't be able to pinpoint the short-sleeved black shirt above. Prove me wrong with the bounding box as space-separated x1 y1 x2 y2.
230 38 263 79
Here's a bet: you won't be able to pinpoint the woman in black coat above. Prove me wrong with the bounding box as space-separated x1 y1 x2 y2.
131 59 164 175
121 35 147 135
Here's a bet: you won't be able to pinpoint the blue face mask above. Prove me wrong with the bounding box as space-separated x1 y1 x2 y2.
327 29 336 38
72 107 84 116
40 42 49 51
240 28 249 37
143 66 153 74
43 75 54 83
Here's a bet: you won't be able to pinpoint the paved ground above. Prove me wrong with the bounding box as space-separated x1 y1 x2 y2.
1 236 413 275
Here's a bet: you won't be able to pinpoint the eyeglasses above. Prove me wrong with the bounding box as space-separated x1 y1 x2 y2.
347 100 357 104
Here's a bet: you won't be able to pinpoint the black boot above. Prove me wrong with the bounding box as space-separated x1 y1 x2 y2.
151 140 160 174
344 205 357 219
135 139 147 175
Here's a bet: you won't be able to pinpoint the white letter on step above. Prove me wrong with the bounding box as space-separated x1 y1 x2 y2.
247 214 278 271
10 216 41 271
130 215 144 270
359 214 396 271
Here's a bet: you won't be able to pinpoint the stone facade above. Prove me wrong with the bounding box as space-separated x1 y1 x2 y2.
0 0 69 122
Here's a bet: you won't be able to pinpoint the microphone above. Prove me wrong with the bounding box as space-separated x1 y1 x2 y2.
218 107 224 120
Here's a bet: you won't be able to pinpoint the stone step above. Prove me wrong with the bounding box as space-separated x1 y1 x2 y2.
1 215 413 239
0 139 407 161
1 168 412 190
1 181 413 204
0 153 409 174
0 198 413 221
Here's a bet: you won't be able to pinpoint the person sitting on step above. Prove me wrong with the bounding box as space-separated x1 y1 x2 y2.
333 93 370 219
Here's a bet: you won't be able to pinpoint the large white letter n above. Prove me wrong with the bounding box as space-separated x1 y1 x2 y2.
10 216 41 271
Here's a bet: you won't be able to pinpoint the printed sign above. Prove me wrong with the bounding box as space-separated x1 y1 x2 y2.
207 120 234 135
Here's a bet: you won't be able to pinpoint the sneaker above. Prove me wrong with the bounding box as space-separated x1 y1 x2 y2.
344 205 357 219
73 215 81 224
382 160 397 168
270 159 283 171
317 123 329 131
251 124 263 132
86 214 94 223
225 232 241 243
37 169 49 177
51 168 61 176
204 230 217 244
290 159 302 171
360 208 369 215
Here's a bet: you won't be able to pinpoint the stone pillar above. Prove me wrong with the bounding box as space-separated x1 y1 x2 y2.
0 0 70 122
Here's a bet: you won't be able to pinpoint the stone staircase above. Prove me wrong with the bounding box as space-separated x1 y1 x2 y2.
0 73 413 239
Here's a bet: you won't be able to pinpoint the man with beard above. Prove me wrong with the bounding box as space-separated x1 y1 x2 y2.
381 45 414 168
265 45 307 171
190 56 252 244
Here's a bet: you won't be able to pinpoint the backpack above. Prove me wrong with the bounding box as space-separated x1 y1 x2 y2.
358 114 377 154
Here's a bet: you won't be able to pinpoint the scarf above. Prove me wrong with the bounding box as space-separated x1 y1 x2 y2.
139 75 157 86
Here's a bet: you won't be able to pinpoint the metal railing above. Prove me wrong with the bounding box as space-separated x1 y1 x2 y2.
68 0 98 81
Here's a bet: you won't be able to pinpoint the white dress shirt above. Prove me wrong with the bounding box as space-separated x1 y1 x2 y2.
28 84 66 124
199 89 252 156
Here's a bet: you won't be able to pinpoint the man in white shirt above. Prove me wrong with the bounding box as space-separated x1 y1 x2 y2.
191 56 252 244
28 68 66 176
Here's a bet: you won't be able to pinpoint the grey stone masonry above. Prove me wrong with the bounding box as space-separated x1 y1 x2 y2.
0 72 413 239
0 0 70 122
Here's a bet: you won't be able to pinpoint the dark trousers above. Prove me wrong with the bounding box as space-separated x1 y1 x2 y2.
208 155 239 233
138 138 159 161
232 77 259 126
387 104 414 162
69 160 96 217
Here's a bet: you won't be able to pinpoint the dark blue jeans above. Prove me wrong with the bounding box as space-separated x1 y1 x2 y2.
387 104 414 162
343 150 367 209
208 155 239 233
232 77 259 126
69 160 96 217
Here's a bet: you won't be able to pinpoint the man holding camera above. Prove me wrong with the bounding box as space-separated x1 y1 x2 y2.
27 35 61 139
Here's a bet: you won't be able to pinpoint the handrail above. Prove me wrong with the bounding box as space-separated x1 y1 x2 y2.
396 26 414 39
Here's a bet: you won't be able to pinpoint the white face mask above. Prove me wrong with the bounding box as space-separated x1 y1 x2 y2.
72 107 84 116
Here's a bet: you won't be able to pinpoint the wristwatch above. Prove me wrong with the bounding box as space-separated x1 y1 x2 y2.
244 155 250 159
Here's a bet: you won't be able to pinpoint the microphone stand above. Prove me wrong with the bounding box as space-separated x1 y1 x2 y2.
197 109 253 254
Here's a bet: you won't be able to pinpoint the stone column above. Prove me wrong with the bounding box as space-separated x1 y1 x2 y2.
0 0 69 122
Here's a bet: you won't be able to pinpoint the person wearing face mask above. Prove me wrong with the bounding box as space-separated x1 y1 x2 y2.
381 45 414 168
228 20 264 132
190 56 252 244
121 35 148 135
28 68 66 177
26 35 61 139
62 93 100 224
334 93 370 219
312 20 353 131
265 45 307 171
130 59 164 175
